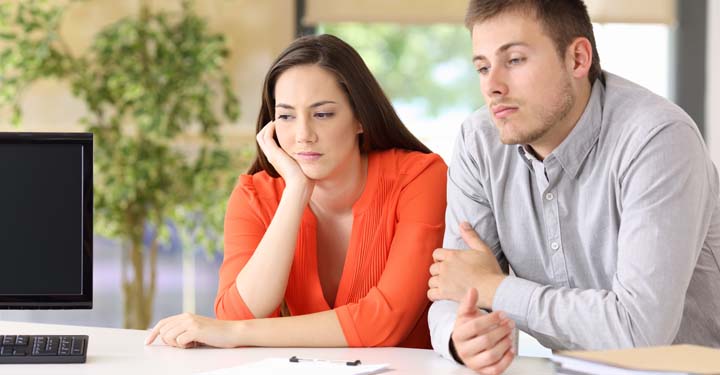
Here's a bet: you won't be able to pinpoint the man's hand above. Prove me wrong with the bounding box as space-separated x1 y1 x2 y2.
428 222 506 309
452 288 515 374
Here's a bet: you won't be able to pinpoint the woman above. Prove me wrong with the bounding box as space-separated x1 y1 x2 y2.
145 34 447 349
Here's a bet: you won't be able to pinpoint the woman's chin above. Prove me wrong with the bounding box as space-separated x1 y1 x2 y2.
298 165 327 181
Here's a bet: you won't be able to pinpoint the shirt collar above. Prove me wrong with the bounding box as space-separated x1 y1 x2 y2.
523 76 604 178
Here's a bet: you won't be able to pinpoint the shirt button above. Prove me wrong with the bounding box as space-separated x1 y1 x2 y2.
550 242 560 250
545 192 554 200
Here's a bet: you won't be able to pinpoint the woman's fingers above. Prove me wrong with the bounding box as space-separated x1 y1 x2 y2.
161 321 191 348
145 316 172 345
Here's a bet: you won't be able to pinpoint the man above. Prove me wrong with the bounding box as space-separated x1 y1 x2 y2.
427 0 720 374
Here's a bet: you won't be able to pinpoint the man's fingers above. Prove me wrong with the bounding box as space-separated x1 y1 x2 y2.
465 335 513 373
427 287 442 301
476 347 515 375
458 322 514 360
432 248 448 262
453 310 505 342
429 261 443 276
457 288 479 317
459 221 489 251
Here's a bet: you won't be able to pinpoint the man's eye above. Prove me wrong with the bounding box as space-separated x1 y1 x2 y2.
508 57 525 65
477 66 489 75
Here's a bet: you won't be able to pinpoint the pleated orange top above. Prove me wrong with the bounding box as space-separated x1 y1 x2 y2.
215 149 447 348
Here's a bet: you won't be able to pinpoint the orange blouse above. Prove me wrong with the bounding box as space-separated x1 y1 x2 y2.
214 149 447 348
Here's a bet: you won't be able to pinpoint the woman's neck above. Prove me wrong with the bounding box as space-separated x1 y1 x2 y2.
310 153 368 216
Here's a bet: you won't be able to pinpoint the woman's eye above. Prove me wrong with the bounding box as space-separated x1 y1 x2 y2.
277 114 293 121
315 112 334 119
509 57 525 65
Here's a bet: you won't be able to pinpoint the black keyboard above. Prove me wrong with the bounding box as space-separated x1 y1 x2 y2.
0 335 88 364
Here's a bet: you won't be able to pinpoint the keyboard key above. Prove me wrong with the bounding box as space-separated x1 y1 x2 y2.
2 336 16 346
71 337 85 356
0 346 14 356
15 336 29 346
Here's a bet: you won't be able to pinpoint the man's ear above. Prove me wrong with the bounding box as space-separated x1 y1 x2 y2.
567 37 592 80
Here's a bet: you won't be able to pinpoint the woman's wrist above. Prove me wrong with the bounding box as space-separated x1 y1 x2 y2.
229 320 249 347
283 179 314 202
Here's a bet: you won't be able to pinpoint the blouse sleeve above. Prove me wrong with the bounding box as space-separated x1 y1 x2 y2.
214 175 281 320
334 156 448 346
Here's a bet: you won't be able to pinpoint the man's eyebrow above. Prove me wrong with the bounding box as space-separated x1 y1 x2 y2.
472 42 530 63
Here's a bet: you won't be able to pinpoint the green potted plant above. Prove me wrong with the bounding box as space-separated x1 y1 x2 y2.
0 0 244 329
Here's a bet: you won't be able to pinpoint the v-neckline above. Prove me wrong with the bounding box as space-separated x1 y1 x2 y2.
304 153 379 309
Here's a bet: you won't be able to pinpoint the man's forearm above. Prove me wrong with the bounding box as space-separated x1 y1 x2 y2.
492 276 680 350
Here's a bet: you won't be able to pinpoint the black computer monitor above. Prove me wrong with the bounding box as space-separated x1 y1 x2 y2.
0 132 92 309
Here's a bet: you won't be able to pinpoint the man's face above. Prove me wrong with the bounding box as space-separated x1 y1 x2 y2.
471 11 575 146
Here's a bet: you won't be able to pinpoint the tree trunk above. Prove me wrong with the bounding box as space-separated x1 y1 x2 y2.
121 234 159 329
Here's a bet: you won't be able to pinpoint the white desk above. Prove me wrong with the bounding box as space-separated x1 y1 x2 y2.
0 321 555 374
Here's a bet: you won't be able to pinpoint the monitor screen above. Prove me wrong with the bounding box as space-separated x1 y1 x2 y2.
0 132 92 309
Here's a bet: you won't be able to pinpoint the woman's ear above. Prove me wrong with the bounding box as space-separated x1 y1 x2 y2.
356 121 364 134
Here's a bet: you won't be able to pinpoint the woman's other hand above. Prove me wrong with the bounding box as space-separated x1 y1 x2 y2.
145 313 243 349
257 121 313 190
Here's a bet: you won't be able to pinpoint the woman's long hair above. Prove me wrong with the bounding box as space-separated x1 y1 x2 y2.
248 34 431 177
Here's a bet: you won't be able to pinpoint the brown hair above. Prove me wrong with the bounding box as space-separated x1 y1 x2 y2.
248 34 431 177
465 0 602 84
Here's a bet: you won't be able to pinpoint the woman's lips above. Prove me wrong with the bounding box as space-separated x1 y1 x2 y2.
295 152 323 161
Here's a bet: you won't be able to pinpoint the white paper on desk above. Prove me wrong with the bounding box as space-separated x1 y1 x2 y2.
196 357 390 375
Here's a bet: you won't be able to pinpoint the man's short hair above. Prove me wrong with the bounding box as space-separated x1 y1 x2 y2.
465 0 602 84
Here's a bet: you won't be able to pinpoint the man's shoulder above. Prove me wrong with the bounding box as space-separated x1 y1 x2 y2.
601 72 702 153
603 72 697 132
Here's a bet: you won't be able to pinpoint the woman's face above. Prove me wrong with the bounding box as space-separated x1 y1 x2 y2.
273 64 363 181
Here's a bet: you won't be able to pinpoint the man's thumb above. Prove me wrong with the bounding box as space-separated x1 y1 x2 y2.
458 288 479 316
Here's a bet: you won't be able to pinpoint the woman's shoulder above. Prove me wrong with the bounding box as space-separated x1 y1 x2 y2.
371 148 447 178
231 171 284 208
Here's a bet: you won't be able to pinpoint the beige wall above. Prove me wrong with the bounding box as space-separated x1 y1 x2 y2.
304 0 675 24
0 0 295 146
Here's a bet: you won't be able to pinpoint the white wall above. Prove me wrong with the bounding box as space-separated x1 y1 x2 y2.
708 0 720 168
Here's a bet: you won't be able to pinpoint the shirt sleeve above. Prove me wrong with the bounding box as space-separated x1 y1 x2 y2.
493 122 717 349
214 176 280 320
429 123 508 360
334 157 447 347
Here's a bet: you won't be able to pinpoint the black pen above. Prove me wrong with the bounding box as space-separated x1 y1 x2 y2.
289 355 362 366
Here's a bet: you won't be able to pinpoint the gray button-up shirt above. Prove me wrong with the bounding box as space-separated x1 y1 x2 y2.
429 72 720 359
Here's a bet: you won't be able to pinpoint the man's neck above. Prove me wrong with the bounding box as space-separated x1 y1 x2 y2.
530 81 593 161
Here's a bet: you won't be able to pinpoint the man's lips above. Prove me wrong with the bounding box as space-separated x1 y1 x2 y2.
492 105 518 119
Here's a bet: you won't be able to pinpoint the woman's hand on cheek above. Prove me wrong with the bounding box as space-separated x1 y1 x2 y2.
257 121 312 189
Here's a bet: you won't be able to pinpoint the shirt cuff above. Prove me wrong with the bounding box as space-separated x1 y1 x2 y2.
428 300 460 362
492 276 539 331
